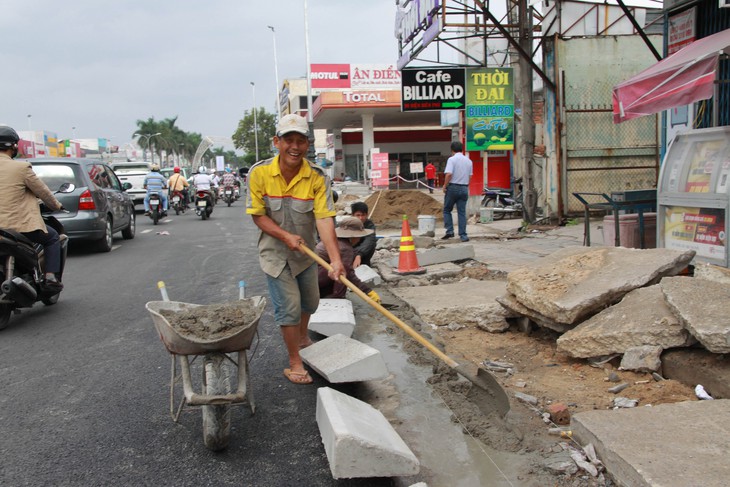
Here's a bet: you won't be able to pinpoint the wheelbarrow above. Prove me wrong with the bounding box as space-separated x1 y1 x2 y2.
145 281 267 451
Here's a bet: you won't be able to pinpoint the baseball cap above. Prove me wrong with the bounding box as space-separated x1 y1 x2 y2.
276 114 309 137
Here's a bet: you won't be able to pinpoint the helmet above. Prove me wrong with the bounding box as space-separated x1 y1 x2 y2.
0 125 20 148
151 164 160 171
173 166 181 173
225 167 232 173
198 166 207 174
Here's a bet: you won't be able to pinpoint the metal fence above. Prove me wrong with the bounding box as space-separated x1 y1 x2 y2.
562 74 659 214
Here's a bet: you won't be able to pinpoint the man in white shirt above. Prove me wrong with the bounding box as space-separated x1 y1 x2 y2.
192 166 215 207
441 141 473 242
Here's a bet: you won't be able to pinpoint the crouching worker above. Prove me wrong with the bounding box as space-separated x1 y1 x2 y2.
316 216 381 304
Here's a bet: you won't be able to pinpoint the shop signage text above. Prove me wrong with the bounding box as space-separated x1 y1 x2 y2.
465 68 514 151
401 67 465 111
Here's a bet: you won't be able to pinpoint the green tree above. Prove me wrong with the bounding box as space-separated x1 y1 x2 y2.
232 107 276 166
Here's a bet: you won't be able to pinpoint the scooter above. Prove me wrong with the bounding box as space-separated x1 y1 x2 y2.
195 190 214 220
171 190 185 215
222 185 235 207
481 177 544 220
148 191 167 225
0 183 74 330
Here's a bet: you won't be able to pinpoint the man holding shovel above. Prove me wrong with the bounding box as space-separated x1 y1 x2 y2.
246 114 344 385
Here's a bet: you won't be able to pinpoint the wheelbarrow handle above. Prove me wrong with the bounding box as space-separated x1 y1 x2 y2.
299 242 459 368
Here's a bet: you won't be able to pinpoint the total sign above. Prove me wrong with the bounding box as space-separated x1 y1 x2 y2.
401 67 465 112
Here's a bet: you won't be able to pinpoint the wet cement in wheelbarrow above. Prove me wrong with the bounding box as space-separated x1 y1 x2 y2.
160 301 258 341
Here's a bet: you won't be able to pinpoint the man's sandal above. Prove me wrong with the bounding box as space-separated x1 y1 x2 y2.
283 368 313 385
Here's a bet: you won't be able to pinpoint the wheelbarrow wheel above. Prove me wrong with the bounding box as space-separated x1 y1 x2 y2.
202 354 232 451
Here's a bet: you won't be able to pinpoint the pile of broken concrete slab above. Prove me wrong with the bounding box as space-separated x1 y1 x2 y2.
497 246 730 389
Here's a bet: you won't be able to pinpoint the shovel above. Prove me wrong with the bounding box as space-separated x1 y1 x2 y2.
300 243 511 417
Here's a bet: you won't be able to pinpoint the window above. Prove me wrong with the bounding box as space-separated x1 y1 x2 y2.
33 164 80 191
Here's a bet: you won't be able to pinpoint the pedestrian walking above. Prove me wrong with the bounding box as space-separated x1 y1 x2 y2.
441 141 473 242
424 161 437 194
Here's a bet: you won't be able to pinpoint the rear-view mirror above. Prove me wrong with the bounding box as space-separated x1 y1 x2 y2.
58 183 75 193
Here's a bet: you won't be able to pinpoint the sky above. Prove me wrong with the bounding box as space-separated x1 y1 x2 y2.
3 0 400 146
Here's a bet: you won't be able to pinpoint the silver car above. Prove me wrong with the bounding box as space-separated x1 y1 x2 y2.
30 158 136 252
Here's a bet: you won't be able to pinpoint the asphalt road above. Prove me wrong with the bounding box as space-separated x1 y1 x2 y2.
0 201 394 486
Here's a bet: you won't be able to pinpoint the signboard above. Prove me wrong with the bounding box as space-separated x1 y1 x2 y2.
465 68 514 151
668 8 696 55
310 64 402 91
310 64 351 89
410 162 424 174
396 0 442 69
371 152 390 188
216 156 225 172
664 206 726 260
351 64 401 90
401 68 465 111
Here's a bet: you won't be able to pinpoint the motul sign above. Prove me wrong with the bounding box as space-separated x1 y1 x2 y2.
310 64 350 89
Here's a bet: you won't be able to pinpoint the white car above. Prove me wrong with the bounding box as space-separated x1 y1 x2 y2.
112 162 151 209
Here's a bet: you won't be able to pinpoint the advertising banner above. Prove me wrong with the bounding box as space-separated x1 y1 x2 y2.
664 206 726 261
310 64 351 89
351 64 401 90
465 68 514 151
401 67 465 111
668 8 696 55
371 152 390 188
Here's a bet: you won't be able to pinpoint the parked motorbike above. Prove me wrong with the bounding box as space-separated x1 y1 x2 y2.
0 183 74 330
481 177 544 220
171 190 185 215
195 190 214 220
222 185 235 207
148 191 167 225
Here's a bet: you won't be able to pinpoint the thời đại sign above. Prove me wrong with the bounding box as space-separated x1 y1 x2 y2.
465 68 514 151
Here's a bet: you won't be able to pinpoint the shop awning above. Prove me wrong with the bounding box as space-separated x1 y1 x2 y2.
612 29 730 124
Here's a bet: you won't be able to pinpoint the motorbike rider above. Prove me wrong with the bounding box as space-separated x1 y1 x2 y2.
143 164 168 216
220 166 237 195
167 166 190 208
0 126 65 290
192 166 216 207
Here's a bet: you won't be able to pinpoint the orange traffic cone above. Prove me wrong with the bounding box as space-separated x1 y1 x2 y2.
394 215 426 275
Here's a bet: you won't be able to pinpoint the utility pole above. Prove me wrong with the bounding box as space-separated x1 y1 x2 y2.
518 0 537 223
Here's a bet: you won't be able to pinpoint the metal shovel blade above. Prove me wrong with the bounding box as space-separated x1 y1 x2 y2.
455 364 511 417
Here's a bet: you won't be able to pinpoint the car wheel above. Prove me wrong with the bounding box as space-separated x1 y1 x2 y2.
122 212 136 240
96 217 113 252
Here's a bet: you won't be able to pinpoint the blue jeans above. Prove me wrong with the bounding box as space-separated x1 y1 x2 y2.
443 184 469 239
144 191 168 212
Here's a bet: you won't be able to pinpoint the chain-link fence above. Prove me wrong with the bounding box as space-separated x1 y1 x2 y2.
563 74 659 214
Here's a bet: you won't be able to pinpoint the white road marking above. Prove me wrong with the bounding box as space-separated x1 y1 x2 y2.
112 245 121 251
141 229 153 234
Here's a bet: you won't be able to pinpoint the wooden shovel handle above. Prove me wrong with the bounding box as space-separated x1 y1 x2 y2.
300 242 459 368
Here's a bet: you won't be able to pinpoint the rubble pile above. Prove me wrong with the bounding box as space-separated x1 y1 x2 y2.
494 247 730 391
364 190 442 228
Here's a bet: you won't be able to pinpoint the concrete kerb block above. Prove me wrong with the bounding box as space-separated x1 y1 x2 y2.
309 299 356 338
300 334 389 383
316 387 420 479
354 264 382 285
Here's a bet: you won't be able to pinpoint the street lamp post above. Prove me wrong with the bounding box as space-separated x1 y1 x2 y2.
133 132 161 163
27 114 36 158
250 82 259 162
304 0 315 159
267 25 281 122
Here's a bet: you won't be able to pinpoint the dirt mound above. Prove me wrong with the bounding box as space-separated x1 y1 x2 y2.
365 190 442 227
160 301 258 341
